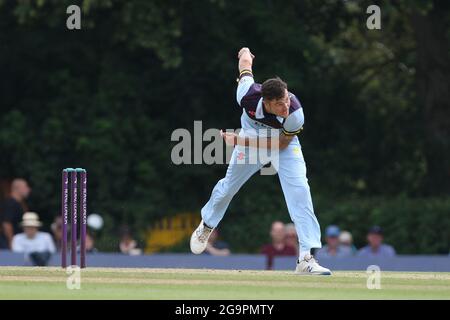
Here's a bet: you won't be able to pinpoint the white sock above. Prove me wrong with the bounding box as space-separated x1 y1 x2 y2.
299 250 310 261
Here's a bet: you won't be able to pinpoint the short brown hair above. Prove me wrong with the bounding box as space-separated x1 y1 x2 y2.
261 77 287 101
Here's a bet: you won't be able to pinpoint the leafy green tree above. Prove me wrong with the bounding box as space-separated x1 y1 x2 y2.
0 0 448 252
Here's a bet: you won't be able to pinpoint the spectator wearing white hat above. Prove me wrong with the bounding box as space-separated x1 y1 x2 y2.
12 212 56 266
339 230 357 255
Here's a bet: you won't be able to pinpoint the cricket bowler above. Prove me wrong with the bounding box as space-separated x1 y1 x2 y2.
190 47 331 275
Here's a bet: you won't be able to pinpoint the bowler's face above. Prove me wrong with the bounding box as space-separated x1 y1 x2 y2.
265 89 290 118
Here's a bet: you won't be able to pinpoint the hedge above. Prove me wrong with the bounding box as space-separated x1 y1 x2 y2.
216 190 450 254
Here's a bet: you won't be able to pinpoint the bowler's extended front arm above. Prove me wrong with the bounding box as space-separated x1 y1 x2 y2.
221 130 294 150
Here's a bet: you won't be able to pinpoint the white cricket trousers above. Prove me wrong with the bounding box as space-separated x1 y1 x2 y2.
201 136 322 254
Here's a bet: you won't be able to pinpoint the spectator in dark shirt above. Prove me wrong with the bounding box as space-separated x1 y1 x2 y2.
261 221 296 270
358 226 396 257
205 229 230 256
1 179 31 249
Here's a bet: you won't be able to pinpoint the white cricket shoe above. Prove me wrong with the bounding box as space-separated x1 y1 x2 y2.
190 220 214 254
295 254 332 275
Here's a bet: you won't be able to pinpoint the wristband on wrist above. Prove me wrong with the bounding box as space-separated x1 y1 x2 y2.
238 69 253 82
239 69 252 76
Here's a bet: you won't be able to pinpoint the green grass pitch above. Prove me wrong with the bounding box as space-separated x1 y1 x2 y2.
0 267 449 299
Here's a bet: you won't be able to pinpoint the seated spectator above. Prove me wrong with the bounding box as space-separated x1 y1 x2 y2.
12 212 56 266
261 221 296 270
284 223 298 252
315 225 352 259
51 216 63 251
358 226 396 257
339 230 357 254
205 229 230 256
85 232 98 253
119 226 142 255
75 231 98 253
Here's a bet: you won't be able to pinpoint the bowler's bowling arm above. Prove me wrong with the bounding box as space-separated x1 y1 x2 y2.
238 47 254 74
